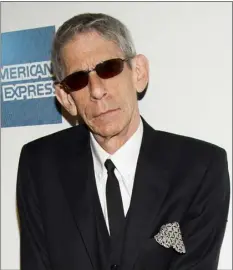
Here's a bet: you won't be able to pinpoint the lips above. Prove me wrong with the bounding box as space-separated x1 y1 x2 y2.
94 109 119 118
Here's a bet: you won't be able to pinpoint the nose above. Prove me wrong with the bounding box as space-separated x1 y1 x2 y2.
88 71 107 100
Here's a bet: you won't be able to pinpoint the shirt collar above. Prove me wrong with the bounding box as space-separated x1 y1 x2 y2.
90 118 144 183
111 119 143 183
90 132 110 179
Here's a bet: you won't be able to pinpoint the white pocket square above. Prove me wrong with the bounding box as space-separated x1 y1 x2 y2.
154 221 186 254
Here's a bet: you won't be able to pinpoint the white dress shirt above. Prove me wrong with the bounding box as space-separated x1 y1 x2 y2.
90 119 144 234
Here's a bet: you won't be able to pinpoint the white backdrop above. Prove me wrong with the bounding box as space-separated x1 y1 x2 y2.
1 2 232 269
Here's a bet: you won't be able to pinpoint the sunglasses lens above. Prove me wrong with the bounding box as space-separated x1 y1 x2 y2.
97 58 124 79
63 71 88 92
61 58 126 92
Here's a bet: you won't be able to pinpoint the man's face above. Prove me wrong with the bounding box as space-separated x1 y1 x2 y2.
57 31 148 138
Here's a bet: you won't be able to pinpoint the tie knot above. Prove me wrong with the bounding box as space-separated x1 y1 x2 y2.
104 159 115 173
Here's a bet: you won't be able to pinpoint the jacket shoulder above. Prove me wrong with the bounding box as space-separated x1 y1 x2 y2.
155 129 226 156
22 124 89 154
143 119 227 164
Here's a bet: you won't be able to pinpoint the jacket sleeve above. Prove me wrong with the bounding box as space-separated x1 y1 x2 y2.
169 148 230 270
16 145 52 270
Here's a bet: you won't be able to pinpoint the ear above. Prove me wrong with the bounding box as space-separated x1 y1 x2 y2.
132 54 149 93
54 83 77 116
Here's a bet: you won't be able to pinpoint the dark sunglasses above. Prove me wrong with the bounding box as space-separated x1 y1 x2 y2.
59 58 131 92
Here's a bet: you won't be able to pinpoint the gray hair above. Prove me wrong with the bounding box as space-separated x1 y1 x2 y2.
51 13 137 81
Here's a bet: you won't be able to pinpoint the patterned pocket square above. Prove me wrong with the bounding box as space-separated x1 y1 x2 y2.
154 221 186 254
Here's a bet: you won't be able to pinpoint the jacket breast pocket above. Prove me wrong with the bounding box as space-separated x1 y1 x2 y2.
134 238 176 270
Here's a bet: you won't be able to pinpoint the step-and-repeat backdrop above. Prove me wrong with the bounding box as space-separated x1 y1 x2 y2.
1 2 232 269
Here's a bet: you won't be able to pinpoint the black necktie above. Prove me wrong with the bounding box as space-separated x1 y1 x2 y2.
105 159 125 238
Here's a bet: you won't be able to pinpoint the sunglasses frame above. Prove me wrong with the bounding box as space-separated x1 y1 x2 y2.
59 57 132 92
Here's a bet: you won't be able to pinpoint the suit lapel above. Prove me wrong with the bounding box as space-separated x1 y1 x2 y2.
59 125 101 270
121 119 171 270
90 155 111 269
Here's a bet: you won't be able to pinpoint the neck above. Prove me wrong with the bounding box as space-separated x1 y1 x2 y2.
93 110 141 154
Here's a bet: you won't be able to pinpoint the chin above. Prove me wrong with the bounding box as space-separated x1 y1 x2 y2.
96 126 121 138
92 121 124 138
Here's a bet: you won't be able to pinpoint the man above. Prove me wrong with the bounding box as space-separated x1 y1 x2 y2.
17 13 230 270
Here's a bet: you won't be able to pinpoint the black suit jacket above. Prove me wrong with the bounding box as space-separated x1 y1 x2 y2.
17 118 230 270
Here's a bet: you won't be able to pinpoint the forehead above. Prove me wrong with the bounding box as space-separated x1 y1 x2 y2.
61 31 123 74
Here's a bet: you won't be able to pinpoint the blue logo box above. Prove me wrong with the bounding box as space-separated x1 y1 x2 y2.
1 26 62 128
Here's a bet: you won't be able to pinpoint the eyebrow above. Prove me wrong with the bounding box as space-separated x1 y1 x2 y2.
69 57 121 74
